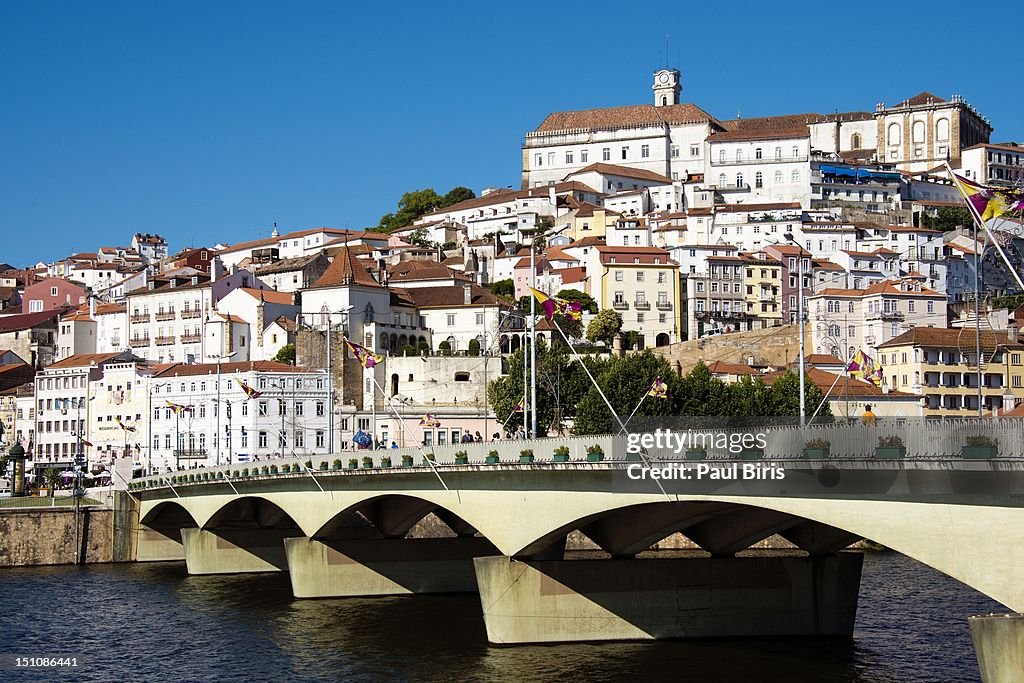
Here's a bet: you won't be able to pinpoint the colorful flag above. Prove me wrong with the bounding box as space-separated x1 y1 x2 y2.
165 400 193 416
419 414 441 428
236 379 262 399
115 417 136 432
512 401 524 413
647 377 668 399
951 172 1024 223
79 438 93 448
345 338 383 368
529 287 583 322
847 350 883 387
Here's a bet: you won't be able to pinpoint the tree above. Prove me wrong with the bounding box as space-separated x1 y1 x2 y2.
273 344 296 365
572 351 681 435
0 454 8 479
490 279 515 300
468 338 481 356
556 289 598 314
43 468 61 498
438 340 452 356
673 361 735 417
921 206 972 232
765 370 832 419
586 309 623 345
442 186 476 207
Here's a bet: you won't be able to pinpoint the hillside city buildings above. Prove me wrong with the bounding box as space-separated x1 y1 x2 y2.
2 70 1024 481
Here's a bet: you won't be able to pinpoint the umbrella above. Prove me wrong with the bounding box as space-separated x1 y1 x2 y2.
60 471 78 479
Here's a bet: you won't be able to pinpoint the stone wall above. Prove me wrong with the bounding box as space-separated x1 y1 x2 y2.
653 323 807 375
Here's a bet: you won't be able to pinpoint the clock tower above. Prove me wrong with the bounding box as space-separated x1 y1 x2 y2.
653 69 681 107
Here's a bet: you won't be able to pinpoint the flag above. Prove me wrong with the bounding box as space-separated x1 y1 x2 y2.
58 398 70 415
236 379 262 399
512 401 524 413
951 172 1024 223
115 417 136 432
165 400 193 416
79 438 93 448
647 377 668 399
419 414 441 428
847 350 883 387
529 287 583 323
345 338 382 368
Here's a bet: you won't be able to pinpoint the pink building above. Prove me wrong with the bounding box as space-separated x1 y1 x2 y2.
23 277 88 313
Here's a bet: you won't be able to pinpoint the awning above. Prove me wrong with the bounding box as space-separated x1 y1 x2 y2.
820 165 856 177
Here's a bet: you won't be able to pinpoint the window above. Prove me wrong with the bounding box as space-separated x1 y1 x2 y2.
696 282 705 293
736 173 743 187
755 147 762 160
547 152 555 165
719 149 726 163
718 173 727 187
316 401 324 416
755 172 763 188
258 431 268 448
475 313 484 325
775 147 782 160
636 272 644 282
51 286 58 296
927 301 934 313
670 145 679 158
602 148 610 161
791 170 800 183
888 122 901 146
535 154 542 167
621 146 628 160
565 151 573 164
581 150 588 163
641 144 650 158
258 401 268 416
316 431 325 449
446 314 456 327
690 144 699 157
295 401 304 417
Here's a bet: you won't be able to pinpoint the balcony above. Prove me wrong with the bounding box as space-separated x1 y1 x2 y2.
180 333 202 344
180 309 202 319
710 155 808 167
173 448 208 461
634 301 651 311
129 336 150 348
612 301 629 311
130 313 150 324
866 310 904 322
656 301 673 310
155 335 176 346
707 182 750 192
155 310 176 321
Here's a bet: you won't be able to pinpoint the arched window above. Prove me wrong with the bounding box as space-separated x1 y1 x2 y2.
718 173 727 187
661 96 667 106
775 147 782 160
791 170 800 183
851 133 862 149
755 172 763 188
912 120 925 143
390 373 399 396
936 118 949 141
888 123 901 145
774 170 783 183
735 149 743 162
755 147 762 159
736 173 744 187
364 303 375 323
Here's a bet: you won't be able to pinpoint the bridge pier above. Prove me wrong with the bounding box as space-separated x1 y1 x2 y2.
970 613 1024 683
284 536 498 598
137 527 187 562
473 553 863 645
181 527 301 574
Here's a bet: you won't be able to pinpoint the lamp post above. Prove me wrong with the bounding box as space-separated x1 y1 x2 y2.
206 352 237 466
784 233 807 427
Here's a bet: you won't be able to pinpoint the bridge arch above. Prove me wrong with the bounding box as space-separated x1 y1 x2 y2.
313 494 481 541
203 496 303 533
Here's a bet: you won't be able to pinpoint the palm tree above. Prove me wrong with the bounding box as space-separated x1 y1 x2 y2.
43 468 61 498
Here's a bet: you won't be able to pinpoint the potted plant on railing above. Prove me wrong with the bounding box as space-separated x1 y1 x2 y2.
454 450 469 465
685 445 708 460
348 458 358 470
380 456 392 469
586 444 604 462
962 435 999 459
270 464 279 474
802 437 830 460
261 465 269 476
362 456 374 469
304 460 313 470
241 468 249 477
332 459 343 471
520 448 535 464
485 449 500 465
401 454 415 467
875 435 906 459
319 461 329 471
553 445 570 462
422 452 436 466
740 444 765 460
232 470 240 478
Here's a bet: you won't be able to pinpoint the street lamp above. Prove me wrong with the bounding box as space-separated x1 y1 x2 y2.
206 352 237 466
784 232 807 427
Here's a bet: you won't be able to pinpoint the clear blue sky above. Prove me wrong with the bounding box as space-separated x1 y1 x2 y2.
2 1 1021 267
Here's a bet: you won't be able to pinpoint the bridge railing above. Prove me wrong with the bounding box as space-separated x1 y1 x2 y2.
128 420 1024 492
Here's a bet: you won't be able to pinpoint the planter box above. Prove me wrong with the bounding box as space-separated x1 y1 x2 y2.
802 448 829 460
962 445 998 459
332 462 343 471
586 452 604 462
401 457 414 468
553 453 570 462
347 462 358 470
685 449 707 461
519 454 535 464
740 449 765 460
485 455 500 465
455 456 469 465
362 460 374 469
319 463 329 471
626 452 643 462
874 446 906 460
380 461 392 469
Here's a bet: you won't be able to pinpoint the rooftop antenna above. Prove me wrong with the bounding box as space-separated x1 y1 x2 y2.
665 35 670 68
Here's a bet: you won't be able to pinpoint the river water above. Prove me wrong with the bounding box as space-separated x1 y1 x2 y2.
0 552 1000 682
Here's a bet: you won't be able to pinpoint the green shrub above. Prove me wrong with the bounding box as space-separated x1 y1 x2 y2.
878 435 904 448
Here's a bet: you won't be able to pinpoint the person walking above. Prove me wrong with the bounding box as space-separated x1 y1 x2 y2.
862 403 877 426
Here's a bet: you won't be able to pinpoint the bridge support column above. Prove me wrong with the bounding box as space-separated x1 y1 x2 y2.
181 528 299 574
474 553 863 645
137 527 187 562
285 536 497 598
970 613 1024 683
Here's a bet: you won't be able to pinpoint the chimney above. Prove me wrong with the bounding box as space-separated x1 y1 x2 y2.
463 283 472 305
549 184 556 207
1008 318 1019 344
210 256 222 282
89 295 96 319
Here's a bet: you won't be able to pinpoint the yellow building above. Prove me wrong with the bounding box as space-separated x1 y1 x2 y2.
591 246 680 348
877 325 1024 416
565 199 619 241
741 252 782 330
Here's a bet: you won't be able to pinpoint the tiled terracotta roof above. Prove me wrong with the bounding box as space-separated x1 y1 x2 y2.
310 247 381 289
709 127 809 142
763 367 917 397
387 261 470 283
707 360 759 376
153 360 315 377
237 288 295 305
531 103 721 134
878 327 1024 350
715 202 801 214
890 92 945 108
47 352 129 369
402 284 502 308
566 162 673 184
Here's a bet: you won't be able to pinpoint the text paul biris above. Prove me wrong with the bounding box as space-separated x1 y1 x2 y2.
626 462 786 481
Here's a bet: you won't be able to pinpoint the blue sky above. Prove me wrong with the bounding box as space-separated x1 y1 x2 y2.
2 1 1022 267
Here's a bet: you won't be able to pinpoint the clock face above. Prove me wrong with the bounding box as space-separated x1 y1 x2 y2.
659 72 670 84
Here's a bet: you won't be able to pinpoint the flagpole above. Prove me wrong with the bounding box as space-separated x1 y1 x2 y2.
549 318 627 434
368 374 449 491
621 393 649 434
945 162 1024 291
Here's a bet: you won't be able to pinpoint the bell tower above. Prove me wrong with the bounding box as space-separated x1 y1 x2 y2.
653 69 681 107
